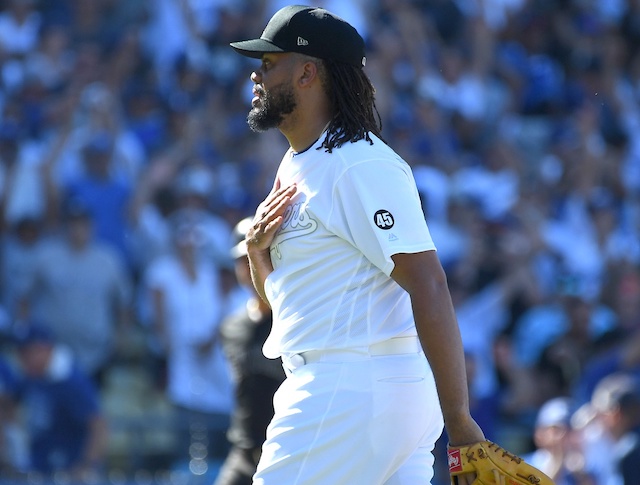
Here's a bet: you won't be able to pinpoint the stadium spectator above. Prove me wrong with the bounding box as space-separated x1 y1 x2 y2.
61 131 136 267
143 209 234 469
573 372 640 484
523 397 597 484
12 322 108 481
17 200 133 384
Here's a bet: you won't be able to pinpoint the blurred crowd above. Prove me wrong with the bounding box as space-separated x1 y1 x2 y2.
1 0 640 483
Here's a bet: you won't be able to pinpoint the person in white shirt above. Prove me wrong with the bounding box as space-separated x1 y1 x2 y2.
230 5 485 484
144 210 234 465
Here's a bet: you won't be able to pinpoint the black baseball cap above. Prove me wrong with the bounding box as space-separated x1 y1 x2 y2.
230 5 366 68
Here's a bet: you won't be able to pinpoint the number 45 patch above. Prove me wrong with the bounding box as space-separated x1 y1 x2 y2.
374 210 394 230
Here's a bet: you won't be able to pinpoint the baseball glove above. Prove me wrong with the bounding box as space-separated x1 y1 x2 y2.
447 440 554 485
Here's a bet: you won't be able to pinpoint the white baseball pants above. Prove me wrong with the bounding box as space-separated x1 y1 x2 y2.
253 341 444 484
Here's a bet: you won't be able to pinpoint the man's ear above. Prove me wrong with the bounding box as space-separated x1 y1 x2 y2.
298 60 318 88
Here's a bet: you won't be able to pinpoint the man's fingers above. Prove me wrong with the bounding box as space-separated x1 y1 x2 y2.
271 183 297 203
248 183 297 251
263 216 283 234
256 198 290 237
258 183 297 220
270 188 296 216
259 184 297 222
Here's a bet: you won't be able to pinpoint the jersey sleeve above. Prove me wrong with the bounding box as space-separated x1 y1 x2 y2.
329 157 436 276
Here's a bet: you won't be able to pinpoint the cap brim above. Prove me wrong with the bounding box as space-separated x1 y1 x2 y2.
230 39 285 59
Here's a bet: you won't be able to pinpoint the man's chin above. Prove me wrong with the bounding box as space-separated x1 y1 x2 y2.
247 119 270 133
247 111 280 132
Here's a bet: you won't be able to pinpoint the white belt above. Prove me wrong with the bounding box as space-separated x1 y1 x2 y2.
281 336 422 372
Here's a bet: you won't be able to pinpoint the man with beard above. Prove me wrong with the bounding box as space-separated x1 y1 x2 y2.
229 5 485 484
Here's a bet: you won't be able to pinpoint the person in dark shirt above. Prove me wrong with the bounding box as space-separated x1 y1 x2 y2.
13 322 108 481
214 218 285 485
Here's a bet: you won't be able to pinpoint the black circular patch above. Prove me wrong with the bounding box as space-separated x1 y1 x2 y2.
373 210 394 230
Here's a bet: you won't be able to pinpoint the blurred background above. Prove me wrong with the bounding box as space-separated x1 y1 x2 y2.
1 0 640 484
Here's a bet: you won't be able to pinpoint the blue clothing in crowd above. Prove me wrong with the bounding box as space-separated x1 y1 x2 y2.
17 349 100 474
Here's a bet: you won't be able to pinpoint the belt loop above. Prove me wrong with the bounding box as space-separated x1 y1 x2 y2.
282 353 306 373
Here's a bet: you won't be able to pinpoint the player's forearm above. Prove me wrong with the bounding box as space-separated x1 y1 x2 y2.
411 278 472 422
247 247 273 306
391 251 483 444
413 292 484 445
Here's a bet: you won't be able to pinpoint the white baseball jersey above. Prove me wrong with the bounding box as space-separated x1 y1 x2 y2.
262 134 436 358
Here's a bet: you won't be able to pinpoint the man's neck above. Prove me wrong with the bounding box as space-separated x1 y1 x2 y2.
289 120 332 154
281 108 333 153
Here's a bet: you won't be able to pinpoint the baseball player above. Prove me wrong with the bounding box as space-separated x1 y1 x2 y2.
230 5 485 484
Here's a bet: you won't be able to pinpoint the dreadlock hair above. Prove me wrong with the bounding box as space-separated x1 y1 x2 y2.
317 58 385 152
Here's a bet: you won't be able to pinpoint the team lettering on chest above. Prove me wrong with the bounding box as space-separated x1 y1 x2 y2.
271 199 319 259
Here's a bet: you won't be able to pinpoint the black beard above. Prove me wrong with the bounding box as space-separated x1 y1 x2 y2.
247 81 297 132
